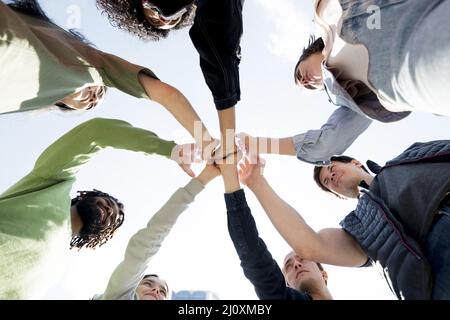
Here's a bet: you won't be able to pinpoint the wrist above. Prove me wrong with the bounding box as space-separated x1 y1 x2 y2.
220 166 240 193
220 164 238 177
246 176 265 190
222 176 241 193
196 171 213 185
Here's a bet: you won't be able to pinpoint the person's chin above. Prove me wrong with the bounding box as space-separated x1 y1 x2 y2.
298 277 314 292
295 279 305 291
295 282 305 292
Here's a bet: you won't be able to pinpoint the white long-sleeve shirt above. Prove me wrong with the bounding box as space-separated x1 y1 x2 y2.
94 178 204 300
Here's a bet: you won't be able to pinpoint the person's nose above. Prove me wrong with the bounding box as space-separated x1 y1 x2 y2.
151 286 160 294
294 260 303 269
330 171 336 182
152 287 166 299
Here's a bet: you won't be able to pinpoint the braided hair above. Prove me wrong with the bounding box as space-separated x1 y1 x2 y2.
70 189 125 250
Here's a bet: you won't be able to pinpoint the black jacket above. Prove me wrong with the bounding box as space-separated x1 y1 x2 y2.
225 190 311 300
189 0 243 110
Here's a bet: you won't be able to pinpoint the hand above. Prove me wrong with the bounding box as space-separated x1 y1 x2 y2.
236 132 257 155
200 138 220 163
215 150 243 168
171 143 200 177
196 164 221 185
210 137 238 162
238 155 266 187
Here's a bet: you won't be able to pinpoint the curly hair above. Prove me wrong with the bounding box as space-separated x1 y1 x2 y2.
95 0 196 41
70 189 125 250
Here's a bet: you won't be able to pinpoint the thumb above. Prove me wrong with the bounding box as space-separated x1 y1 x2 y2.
181 164 195 178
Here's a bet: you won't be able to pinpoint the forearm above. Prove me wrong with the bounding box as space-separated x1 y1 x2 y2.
158 87 205 143
139 74 211 146
196 168 217 186
248 178 322 260
267 137 296 155
247 137 296 156
218 107 236 133
102 178 204 299
248 178 366 266
221 164 241 193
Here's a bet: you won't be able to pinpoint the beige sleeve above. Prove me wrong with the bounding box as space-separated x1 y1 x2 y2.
97 178 204 300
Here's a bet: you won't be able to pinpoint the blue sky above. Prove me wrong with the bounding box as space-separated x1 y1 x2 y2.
1 0 449 299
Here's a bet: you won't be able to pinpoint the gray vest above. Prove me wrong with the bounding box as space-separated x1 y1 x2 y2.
341 140 450 299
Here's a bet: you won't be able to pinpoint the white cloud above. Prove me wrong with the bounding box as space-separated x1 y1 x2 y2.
255 0 314 62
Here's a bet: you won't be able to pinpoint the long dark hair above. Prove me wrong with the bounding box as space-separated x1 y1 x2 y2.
8 0 94 45
7 0 50 21
294 35 325 88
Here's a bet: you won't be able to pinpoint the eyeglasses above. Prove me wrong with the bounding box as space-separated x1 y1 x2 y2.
142 1 192 23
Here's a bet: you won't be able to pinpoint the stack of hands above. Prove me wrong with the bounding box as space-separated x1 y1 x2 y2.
170 132 265 191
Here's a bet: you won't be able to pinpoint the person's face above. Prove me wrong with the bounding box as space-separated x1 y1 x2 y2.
70 195 121 241
94 196 120 226
141 0 193 30
136 276 168 300
283 252 327 293
319 160 366 198
295 52 324 90
58 86 105 111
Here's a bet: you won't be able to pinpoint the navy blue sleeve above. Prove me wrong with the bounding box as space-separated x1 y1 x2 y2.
189 0 243 110
225 189 311 300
